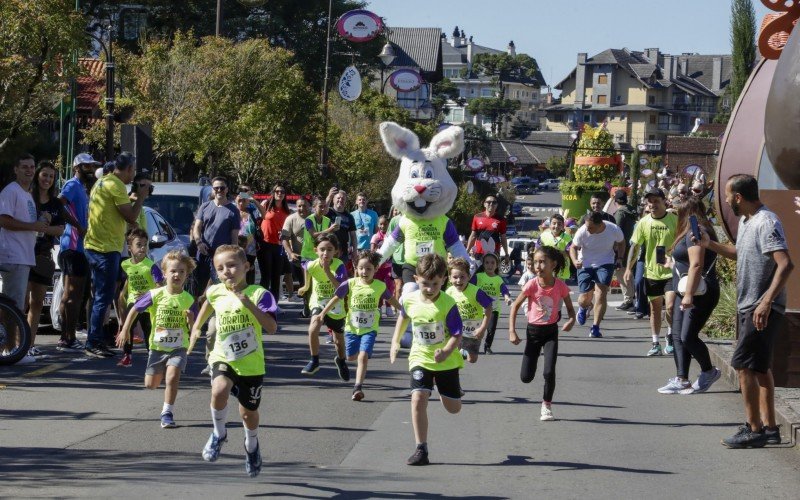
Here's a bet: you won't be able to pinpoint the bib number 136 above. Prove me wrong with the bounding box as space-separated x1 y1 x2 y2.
223 327 257 361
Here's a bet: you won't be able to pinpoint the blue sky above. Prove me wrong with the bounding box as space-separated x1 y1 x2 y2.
367 0 772 90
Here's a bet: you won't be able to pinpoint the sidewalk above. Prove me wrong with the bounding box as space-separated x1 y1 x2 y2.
704 334 800 447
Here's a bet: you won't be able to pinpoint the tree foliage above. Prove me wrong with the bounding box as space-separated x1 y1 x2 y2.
729 0 756 108
0 0 87 155
431 77 463 121
449 183 483 235
545 156 569 178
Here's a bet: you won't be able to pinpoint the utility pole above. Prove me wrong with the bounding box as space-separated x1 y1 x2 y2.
319 0 333 177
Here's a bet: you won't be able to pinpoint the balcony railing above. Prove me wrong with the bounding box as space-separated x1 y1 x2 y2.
657 122 684 132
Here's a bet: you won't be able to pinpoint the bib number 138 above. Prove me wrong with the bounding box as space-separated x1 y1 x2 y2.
413 322 443 345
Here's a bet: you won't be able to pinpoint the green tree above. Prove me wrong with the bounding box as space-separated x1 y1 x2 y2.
729 0 756 108
545 156 569 178
467 51 540 136
0 0 87 155
448 183 483 235
431 77 463 121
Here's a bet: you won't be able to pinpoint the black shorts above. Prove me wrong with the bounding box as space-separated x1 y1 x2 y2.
409 366 461 400
401 263 417 285
644 277 674 298
211 362 264 411
58 249 89 277
310 307 345 334
282 255 292 274
391 261 404 280
731 309 783 373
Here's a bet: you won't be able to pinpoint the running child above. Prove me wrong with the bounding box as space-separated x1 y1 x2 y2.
117 228 164 367
472 252 511 354
188 244 278 478
298 233 350 380
509 246 575 421
318 250 402 401
390 253 464 466
116 250 196 428
445 257 493 363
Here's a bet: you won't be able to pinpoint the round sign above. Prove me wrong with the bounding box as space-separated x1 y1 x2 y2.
637 144 647 151
639 158 648 166
389 69 422 92
466 157 484 171
508 155 519 163
338 65 362 101
335 10 383 43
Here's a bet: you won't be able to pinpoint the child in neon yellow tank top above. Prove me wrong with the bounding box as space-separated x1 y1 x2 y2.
117 250 196 429
390 253 464 466
319 250 403 401
188 245 278 478
471 253 512 354
116 228 164 367
446 258 493 364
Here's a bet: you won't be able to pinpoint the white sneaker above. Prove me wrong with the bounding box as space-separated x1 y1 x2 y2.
689 367 721 394
17 353 37 364
658 377 691 394
540 403 554 421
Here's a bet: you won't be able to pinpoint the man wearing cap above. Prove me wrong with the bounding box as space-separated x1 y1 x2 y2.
55 153 99 351
625 187 678 357
83 152 151 358
613 190 638 311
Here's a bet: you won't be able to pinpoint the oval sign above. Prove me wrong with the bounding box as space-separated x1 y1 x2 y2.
389 69 422 92
336 10 383 43
639 158 648 166
466 157 484 170
338 65 362 101
508 155 519 163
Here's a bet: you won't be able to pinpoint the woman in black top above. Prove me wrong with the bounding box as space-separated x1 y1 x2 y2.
26 161 66 354
657 197 721 395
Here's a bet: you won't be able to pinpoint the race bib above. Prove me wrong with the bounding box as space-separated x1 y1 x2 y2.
350 310 375 329
416 240 434 256
154 328 183 349
319 297 342 315
461 320 481 338
413 321 444 345
222 326 257 361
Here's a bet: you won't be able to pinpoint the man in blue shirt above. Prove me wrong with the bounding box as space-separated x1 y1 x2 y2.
351 192 378 251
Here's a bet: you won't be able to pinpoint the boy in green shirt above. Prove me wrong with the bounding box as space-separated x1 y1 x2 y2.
188 245 278 478
390 253 464 466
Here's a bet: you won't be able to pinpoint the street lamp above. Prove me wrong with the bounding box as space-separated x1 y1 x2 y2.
86 26 115 162
378 41 396 94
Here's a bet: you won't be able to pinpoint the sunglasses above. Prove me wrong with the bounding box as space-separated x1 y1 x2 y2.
274 190 285 194
485 200 497 205
212 186 227 191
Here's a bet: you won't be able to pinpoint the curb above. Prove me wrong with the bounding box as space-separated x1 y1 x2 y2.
704 335 800 448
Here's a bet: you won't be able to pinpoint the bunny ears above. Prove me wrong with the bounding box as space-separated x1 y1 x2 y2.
379 122 465 160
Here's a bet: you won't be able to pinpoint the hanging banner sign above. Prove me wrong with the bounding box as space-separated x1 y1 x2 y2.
338 65 362 101
389 69 422 92
336 10 383 42
508 155 519 163
466 157 484 171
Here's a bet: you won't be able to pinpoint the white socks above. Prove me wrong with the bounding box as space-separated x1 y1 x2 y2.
162 402 174 414
652 334 659 343
211 405 228 438
245 427 259 453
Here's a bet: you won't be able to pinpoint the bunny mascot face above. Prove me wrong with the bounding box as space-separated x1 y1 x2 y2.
377 122 472 291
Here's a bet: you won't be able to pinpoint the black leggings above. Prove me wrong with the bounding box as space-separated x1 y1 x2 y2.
122 312 151 355
521 323 559 402
256 242 283 299
671 285 719 378
483 311 500 350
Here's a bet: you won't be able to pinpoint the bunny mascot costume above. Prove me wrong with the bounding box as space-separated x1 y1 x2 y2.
377 121 473 296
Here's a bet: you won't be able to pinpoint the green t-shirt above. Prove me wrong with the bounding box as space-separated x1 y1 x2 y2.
207 283 269 376
85 173 130 253
402 290 463 372
388 215 404 264
630 213 678 281
539 230 573 280
475 272 506 312
445 283 492 339
306 257 346 319
141 287 195 352
338 278 388 335
301 214 330 261
399 215 448 266
121 257 159 304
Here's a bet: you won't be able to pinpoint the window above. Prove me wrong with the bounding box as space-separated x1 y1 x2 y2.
480 88 497 97
443 68 461 79
598 74 608 84
397 86 429 110
648 95 656 105
648 134 656 140
554 113 564 122
650 114 657 124
615 95 622 103
597 94 607 104
448 107 465 122
583 114 591 123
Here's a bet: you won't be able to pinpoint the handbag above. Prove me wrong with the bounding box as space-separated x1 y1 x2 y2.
677 255 716 296
31 253 56 281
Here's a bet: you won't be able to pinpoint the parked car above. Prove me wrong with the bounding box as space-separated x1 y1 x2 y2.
511 203 523 216
505 224 518 236
514 183 538 195
510 176 533 186
144 182 206 247
540 178 562 190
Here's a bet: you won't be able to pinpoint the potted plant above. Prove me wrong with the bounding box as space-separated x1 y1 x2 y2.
561 124 621 217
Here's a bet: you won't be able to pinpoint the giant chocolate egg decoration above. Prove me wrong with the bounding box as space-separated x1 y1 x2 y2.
765 26 800 190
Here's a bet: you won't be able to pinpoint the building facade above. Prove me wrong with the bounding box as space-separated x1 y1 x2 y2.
545 48 732 150
440 28 545 135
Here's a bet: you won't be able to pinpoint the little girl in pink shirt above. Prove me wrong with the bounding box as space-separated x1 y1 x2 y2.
509 246 576 421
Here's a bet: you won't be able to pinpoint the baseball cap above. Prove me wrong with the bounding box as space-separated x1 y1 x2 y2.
644 187 666 199
614 190 628 204
73 153 101 167
237 191 253 200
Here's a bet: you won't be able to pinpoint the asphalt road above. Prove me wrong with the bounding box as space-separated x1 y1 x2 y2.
2 190 800 499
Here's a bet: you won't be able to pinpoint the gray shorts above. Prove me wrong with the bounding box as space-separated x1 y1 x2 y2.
461 337 481 356
0 263 32 311
146 348 188 376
